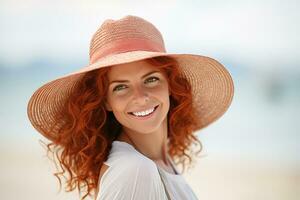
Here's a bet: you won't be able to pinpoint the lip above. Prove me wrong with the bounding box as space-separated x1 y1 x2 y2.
128 105 159 120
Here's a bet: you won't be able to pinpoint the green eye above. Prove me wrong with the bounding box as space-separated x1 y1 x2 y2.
146 77 159 83
113 85 127 91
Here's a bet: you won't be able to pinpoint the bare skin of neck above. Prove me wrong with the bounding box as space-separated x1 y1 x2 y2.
115 117 175 173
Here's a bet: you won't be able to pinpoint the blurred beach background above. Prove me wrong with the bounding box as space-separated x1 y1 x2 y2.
0 0 299 199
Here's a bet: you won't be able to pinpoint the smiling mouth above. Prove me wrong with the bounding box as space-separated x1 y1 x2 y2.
128 105 159 117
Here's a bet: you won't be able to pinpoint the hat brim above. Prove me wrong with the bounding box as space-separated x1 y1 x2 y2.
27 51 234 141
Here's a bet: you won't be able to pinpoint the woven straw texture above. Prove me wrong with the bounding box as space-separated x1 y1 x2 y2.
27 15 234 141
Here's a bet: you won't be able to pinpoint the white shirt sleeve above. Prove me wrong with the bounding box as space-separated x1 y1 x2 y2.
96 154 168 200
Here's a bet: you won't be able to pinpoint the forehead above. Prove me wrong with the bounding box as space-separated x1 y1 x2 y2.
107 60 159 79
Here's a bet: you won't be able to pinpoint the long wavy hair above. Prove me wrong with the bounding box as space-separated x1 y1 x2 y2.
44 56 203 200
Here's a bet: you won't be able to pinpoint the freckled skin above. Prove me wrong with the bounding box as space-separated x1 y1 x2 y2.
104 59 170 136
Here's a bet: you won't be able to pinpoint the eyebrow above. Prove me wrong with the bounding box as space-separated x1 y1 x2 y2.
109 70 160 85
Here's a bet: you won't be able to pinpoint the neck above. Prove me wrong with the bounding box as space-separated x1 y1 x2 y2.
116 117 169 164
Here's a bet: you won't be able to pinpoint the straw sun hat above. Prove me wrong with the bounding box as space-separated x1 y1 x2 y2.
27 15 234 141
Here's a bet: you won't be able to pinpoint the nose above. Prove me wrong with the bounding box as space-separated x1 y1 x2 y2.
132 85 149 105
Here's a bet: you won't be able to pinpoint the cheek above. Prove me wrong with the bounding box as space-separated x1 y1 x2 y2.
107 93 127 113
158 83 170 96
154 85 170 105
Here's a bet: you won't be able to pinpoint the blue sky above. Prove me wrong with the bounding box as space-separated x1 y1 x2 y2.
0 0 299 72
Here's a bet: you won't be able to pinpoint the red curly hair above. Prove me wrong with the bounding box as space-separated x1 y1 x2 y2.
44 56 203 200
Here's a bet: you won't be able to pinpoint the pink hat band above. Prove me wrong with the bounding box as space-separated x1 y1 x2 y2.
90 38 166 64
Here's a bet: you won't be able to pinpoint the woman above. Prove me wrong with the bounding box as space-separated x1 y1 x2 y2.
27 15 234 200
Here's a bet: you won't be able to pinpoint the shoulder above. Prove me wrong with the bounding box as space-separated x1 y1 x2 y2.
97 151 166 199
105 150 159 180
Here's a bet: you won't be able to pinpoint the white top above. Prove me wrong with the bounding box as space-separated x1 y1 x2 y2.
96 140 198 200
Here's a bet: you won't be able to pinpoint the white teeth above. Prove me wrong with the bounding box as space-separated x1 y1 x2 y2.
132 107 155 117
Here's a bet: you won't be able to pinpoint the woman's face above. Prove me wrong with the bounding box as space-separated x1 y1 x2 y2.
105 59 170 134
